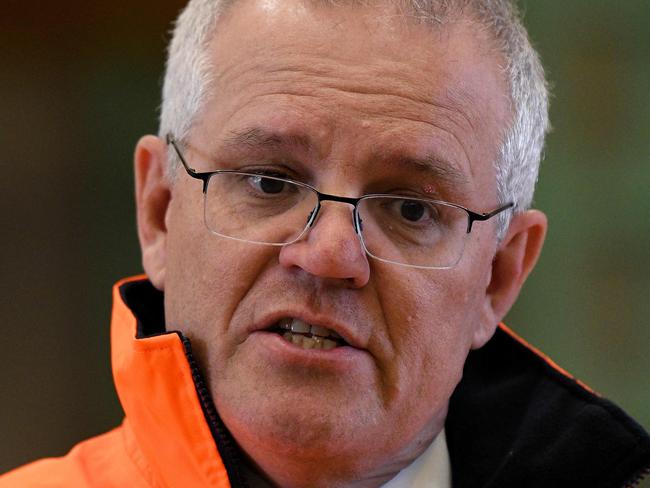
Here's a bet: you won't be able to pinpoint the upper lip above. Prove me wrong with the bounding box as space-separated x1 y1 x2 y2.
249 310 366 349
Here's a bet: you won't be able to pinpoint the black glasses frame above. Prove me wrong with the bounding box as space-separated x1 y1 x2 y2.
166 134 514 236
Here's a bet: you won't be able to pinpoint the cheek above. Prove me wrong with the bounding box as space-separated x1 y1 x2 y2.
381 267 479 342
163 191 270 363
372 266 483 402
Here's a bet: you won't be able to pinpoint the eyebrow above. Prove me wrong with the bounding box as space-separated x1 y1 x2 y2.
220 126 469 190
389 154 470 191
222 127 313 153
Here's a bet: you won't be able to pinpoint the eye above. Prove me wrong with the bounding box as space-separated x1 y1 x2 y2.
393 198 440 224
248 175 287 194
400 200 427 222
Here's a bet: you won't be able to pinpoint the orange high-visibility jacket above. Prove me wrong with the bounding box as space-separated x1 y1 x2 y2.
2 276 233 487
2 276 650 487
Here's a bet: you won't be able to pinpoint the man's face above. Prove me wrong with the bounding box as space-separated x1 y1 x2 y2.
160 1 510 484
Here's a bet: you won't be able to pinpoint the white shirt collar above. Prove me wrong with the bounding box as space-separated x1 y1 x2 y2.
381 429 452 488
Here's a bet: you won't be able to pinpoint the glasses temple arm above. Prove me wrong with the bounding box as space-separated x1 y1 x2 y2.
466 202 515 233
165 134 204 180
481 201 515 220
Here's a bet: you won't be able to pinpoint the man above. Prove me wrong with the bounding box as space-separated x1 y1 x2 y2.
2 0 649 486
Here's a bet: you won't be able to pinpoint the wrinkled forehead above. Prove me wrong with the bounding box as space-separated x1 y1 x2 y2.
209 0 505 94
191 0 510 199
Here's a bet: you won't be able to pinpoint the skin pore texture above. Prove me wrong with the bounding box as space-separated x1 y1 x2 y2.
135 1 547 486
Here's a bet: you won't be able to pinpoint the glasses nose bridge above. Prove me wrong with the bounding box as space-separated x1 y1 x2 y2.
308 191 363 234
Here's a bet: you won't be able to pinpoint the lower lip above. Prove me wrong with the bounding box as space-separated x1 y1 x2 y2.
247 331 371 372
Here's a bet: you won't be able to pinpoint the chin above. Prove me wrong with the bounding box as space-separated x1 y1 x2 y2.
220 386 378 452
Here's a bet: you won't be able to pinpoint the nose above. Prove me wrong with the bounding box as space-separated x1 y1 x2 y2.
278 202 370 288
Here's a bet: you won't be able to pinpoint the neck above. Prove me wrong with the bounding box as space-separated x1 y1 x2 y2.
230 415 445 488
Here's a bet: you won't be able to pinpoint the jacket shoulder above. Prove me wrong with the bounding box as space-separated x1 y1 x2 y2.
447 325 650 488
0 424 149 488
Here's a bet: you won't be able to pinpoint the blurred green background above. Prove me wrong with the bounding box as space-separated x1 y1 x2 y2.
1 0 648 475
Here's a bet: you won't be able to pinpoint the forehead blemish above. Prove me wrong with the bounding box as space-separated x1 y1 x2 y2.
423 184 437 195
361 120 371 129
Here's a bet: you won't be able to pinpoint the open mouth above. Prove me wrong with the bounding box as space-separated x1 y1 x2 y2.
268 318 348 350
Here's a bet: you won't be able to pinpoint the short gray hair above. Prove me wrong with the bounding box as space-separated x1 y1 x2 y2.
159 0 550 238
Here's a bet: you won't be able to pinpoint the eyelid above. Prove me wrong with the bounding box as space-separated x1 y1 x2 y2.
238 163 300 180
384 187 445 201
248 168 291 179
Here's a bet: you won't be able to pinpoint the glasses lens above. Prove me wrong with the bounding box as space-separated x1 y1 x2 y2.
357 196 468 268
204 172 318 245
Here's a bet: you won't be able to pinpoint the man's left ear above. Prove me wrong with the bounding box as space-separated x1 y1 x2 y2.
473 209 548 349
134 135 172 291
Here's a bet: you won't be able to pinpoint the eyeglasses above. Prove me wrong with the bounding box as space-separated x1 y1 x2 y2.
166 135 513 269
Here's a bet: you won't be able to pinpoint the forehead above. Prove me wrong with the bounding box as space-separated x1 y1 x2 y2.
193 0 510 200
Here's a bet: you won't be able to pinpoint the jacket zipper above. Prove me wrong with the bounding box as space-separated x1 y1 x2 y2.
181 335 250 488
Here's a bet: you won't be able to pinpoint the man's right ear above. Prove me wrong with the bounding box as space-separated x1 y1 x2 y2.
134 135 171 290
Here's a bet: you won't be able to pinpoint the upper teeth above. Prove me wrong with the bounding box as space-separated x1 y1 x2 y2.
278 318 342 340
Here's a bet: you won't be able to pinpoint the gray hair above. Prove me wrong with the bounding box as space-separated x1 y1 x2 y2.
159 0 550 238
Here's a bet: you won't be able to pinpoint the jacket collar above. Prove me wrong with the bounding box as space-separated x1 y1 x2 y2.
112 276 650 488
111 276 235 488
446 326 650 488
